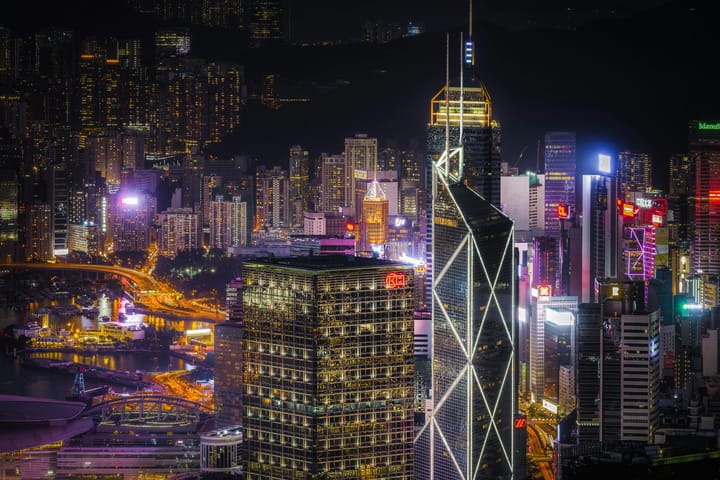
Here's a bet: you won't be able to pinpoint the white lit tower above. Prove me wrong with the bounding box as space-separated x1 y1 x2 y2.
414 11 515 478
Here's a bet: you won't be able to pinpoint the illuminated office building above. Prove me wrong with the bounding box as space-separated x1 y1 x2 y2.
214 321 244 429
112 193 155 252
289 145 310 231
618 150 651 202
543 132 576 240
577 280 659 450
501 172 544 232
416 26 514 479
581 158 621 303
241 256 415 480
67 222 100 256
532 236 558 292
543 307 576 413
359 180 389 257
319 153 350 213
689 120 720 276
530 291 577 404
345 133 378 218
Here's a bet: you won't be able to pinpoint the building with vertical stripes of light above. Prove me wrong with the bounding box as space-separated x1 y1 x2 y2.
415 30 515 479
241 255 415 480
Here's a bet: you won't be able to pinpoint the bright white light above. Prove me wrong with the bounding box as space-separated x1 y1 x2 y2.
121 197 139 205
186 328 212 336
546 308 574 326
518 307 527 323
598 154 612 174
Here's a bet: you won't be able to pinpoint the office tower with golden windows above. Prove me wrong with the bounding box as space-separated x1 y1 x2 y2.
359 180 389 257
416 33 515 479
241 255 415 480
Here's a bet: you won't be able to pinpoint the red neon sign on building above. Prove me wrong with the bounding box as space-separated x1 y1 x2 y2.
557 204 569 219
385 272 407 289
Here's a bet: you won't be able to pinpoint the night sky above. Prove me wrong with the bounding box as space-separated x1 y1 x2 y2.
4 0 719 192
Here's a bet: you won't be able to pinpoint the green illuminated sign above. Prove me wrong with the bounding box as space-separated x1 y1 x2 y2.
698 121 720 130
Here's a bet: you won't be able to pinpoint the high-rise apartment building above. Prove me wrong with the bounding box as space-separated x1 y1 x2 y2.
241 256 415 479
254 165 289 235
209 195 248 252
157 207 199 258
26 203 53 262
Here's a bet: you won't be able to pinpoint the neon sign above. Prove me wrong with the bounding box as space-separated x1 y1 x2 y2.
385 272 407 289
514 417 527 429
621 202 638 218
538 285 551 297
699 121 720 130
557 204 569 219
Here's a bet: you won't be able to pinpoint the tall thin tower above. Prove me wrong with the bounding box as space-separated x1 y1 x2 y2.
415 4 516 477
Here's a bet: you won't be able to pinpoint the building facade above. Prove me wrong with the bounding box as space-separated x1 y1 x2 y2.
241 256 415 480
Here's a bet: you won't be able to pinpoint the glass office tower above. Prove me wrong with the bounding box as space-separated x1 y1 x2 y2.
415 154 515 478
241 255 415 480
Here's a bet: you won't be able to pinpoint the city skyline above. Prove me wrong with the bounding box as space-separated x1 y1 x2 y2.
2 1 718 193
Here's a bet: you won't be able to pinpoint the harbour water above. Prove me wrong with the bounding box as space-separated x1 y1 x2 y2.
0 299 213 401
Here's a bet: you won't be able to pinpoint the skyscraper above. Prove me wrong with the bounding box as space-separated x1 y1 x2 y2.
319 153 350 213
345 133 378 218
288 145 310 232
241 255 415 480
543 132 576 295
617 150 651 201
689 120 720 276
359 180 389 257
416 31 515 477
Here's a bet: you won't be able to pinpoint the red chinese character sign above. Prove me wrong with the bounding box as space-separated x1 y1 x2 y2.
385 272 407 289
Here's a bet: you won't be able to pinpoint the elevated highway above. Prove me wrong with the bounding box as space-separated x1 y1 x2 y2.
0 262 223 321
